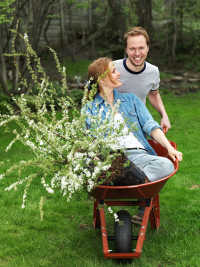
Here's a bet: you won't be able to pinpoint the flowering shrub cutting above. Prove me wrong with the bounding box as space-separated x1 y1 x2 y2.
0 33 126 210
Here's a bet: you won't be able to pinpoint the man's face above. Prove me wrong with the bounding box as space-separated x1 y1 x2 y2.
126 35 149 71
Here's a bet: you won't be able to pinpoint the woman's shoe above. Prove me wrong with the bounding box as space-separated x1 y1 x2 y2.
131 214 143 225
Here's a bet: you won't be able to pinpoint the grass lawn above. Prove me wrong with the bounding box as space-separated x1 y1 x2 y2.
0 90 200 267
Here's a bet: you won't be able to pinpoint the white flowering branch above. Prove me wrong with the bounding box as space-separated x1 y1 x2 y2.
0 32 127 209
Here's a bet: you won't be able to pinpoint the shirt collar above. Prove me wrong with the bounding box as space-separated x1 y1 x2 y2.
94 89 127 104
123 58 146 74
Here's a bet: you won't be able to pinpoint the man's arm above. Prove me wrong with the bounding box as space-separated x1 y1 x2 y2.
148 90 171 132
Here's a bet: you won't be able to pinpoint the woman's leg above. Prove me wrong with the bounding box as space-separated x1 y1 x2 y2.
125 150 174 182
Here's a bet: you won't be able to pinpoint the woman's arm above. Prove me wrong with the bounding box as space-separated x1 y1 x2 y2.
132 94 162 136
151 128 182 162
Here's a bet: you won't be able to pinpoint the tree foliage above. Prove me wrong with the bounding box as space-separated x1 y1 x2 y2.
0 0 15 24
0 0 56 101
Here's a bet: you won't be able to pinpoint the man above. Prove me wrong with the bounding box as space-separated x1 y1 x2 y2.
114 26 171 132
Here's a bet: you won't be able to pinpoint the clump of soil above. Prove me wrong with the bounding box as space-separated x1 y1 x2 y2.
99 154 146 186
99 154 127 183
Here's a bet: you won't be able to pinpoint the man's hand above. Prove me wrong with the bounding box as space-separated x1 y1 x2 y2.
161 116 171 133
148 90 171 132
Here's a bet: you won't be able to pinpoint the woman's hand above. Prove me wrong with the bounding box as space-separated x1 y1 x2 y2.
167 146 183 162
151 128 183 162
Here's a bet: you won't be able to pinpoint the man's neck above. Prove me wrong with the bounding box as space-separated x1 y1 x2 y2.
126 58 145 73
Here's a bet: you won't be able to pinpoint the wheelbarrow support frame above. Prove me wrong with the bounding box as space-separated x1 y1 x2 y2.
93 195 160 258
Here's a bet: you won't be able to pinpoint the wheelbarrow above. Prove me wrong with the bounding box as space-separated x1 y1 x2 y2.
91 140 179 259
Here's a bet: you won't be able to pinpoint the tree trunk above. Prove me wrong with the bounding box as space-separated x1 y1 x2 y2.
59 0 65 51
107 0 126 39
171 0 177 63
28 0 56 50
0 51 9 94
177 1 184 47
135 0 153 35
66 3 76 61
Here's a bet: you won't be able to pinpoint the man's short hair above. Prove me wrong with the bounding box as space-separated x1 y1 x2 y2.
124 26 150 47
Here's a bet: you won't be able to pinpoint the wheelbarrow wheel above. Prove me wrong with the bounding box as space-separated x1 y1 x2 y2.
114 210 132 253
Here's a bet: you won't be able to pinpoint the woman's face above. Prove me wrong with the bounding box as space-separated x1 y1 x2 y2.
100 62 122 89
108 62 122 88
99 61 122 92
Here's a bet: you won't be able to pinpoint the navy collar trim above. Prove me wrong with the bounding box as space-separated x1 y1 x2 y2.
123 58 146 74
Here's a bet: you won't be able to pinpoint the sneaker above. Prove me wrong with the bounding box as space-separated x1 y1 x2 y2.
131 214 143 225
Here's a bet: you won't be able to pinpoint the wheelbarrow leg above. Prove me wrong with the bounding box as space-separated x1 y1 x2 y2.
150 194 160 230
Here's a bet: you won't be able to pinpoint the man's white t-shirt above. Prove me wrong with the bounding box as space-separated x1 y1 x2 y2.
113 59 160 104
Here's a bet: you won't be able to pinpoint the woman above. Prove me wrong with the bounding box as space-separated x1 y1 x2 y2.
83 57 182 223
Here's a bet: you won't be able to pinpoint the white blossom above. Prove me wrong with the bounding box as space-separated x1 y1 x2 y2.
114 213 119 222
88 152 95 158
74 164 81 172
61 176 68 190
29 120 34 126
84 169 91 178
41 79 45 88
41 177 54 194
101 164 111 171
85 158 92 164
87 179 94 192
26 140 36 150
107 207 113 214
24 33 28 40
5 138 17 152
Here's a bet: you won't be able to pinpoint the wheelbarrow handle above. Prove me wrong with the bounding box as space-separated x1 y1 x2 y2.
163 127 167 134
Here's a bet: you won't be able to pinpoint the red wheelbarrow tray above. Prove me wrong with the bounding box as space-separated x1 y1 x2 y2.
92 140 179 259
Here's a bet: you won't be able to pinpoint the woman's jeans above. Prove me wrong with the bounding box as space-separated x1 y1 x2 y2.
125 149 174 182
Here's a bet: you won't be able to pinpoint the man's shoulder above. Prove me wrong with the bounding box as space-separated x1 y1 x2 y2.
145 61 159 73
113 59 124 69
113 59 124 65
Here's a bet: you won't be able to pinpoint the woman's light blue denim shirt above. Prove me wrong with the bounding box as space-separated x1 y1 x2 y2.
84 90 162 155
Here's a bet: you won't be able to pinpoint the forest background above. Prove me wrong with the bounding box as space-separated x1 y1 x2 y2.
0 0 200 105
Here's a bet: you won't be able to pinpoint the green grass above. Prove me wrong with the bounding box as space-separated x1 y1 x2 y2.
64 58 91 80
0 91 200 266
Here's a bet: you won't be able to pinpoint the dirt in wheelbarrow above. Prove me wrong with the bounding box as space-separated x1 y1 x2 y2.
99 154 126 182
99 154 147 186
